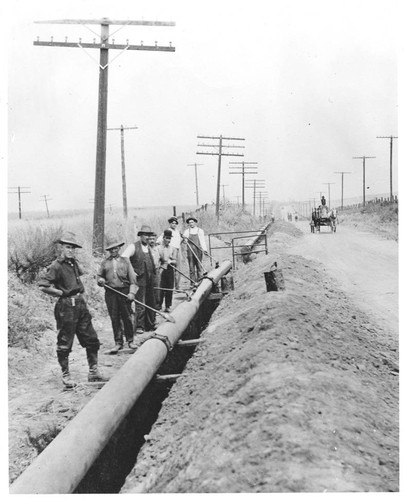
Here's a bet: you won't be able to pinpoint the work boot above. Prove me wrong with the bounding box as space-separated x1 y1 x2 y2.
86 349 109 383
57 352 77 389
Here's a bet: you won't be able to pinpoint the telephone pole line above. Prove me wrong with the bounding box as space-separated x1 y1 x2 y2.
187 163 204 206
220 184 229 203
353 156 376 207
197 135 245 218
107 125 138 218
8 186 31 219
40 195 52 217
33 17 175 253
334 171 351 210
376 135 398 201
245 179 265 216
229 161 258 210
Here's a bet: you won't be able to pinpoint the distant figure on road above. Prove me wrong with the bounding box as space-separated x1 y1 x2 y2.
157 216 182 288
38 233 108 388
182 216 208 282
122 225 157 333
97 240 137 353
310 220 315 233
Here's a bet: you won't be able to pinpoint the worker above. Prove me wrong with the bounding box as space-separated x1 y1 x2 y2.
148 232 161 309
182 216 208 282
157 216 182 288
97 240 137 353
121 225 156 333
157 229 177 312
38 233 108 388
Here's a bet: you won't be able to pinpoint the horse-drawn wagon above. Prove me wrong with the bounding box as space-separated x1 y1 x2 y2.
311 206 337 233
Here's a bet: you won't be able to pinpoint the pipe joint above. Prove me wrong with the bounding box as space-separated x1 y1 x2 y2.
152 333 174 352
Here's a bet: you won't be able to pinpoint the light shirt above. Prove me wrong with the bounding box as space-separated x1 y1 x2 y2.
183 227 207 251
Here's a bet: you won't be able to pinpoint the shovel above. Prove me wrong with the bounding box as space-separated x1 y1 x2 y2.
103 284 175 323
168 263 197 286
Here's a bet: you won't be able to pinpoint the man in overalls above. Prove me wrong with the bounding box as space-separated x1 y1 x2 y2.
182 217 208 283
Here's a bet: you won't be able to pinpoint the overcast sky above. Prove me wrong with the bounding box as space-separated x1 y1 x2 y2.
5 0 400 214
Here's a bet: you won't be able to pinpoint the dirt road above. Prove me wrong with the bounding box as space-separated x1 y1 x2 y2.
287 222 398 339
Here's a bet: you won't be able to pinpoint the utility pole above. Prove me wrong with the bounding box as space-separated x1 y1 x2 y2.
377 135 398 201
245 179 265 216
40 195 52 217
197 135 245 218
353 156 376 207
187 163 204 206
107 125 138 218
229 161 258 210
257 191 268 218
33 18 175 254
322 182 335 208
8 186 31 219
220 184 229 204
334 171 351 210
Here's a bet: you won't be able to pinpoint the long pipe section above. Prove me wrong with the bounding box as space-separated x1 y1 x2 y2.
10 260 232 494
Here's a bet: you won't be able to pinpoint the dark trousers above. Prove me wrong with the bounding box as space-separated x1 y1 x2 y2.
187 249 203 282
135 278 156 331
104 287 134 345
55 297 100 354
159 266 174 309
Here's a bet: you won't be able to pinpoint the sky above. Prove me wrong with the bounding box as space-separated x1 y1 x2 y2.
4 0 400 214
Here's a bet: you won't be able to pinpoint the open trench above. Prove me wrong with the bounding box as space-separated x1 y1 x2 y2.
75 293 223 494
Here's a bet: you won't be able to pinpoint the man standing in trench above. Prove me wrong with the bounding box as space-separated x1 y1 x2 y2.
38 233 108 388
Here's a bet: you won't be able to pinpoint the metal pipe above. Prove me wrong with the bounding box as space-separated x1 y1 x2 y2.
10 260 232 494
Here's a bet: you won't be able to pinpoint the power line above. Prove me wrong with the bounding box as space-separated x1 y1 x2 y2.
334 172 351 210
187 163 204 206
107 125 138 218
245 179 265 216
40 195 52 217
34 17 175 254
322 182 335 208
8 186 31 219
197 135 245 218
228 161 258 210
376 135 398 201
352 156 376 207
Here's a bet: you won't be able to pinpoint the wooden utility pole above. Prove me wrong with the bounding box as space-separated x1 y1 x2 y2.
245 179 265 216
353 156 376 207
107 125 138 218
197 135 245 218
220 184 229 204
187 163 204 206
8 186 31 219
33 18 175 253
376 135 398 201
322 182 335 208
229 161 258 210
40 195 52 217
334 171 351 210
257 191 268 218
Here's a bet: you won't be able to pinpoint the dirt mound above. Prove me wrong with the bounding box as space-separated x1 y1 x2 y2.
121 251 398 493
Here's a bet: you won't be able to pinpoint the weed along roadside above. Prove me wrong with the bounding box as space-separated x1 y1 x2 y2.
8 204 398 493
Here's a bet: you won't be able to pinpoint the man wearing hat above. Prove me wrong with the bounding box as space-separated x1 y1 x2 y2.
182 217 208 282
38 233 107 388
157 216 182 288
97 240 138 353
121 225 157 333
157 229 177 312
